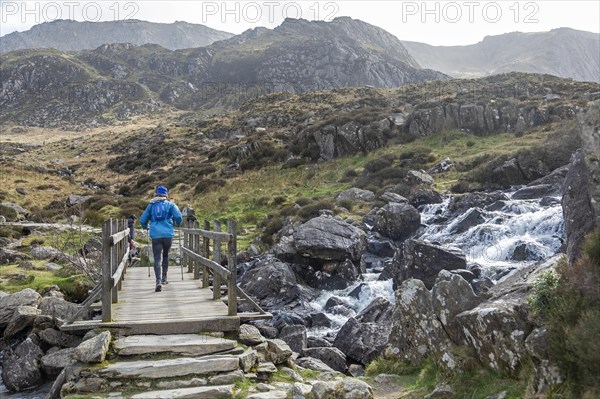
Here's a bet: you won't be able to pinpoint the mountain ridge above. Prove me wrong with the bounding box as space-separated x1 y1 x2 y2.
402 27 600 82
0 19 234 53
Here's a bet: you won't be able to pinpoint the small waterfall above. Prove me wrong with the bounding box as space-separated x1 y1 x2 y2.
310 189 565 337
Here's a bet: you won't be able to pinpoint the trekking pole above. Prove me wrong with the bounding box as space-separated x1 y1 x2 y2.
146 228 151 278
178 224 184 281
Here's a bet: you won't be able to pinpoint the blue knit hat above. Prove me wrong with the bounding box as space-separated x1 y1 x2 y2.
156 185 168 196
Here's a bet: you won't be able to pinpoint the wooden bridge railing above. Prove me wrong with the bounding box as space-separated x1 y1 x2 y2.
101 219 130 322
62 219 130 325
181 218 266 317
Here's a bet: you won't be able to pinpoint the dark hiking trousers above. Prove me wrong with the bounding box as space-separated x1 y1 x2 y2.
152 237 172 284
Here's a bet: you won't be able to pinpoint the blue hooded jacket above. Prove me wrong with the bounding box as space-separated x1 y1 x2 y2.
139 197 183 239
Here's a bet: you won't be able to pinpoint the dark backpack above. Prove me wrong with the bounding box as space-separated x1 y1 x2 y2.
151 201 170 222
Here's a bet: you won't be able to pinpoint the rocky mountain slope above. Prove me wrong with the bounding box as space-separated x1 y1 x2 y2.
402 28 600 82
0 19 233 53
0 17 448 127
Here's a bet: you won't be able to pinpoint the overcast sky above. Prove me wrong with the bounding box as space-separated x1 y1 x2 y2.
1 1 599 45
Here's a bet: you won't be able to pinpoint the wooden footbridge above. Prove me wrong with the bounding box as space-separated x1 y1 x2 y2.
61 218 270 335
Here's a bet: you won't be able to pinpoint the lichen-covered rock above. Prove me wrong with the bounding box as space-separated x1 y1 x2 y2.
295 356 335 373
41 347 76 377
3 305 41 339
37 328 83 348
562 149 597 264
278 325 307 354
373 202 421 241
39 296 80 325
393 239 467 289
1 338 44 391
239 349 258 372
386 279 448 365
239 324 265 346
266 339 293 364
333 317 389 365
293 216 368 262
311 378 374 399
336 188 375 204
457 300 532 374
333 297 393 365
525 328 563 394
74 331 111 363
431 271 481 342
302 347 347 373
0 288 42 328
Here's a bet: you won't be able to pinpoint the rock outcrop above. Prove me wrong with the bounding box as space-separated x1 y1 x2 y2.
392 239 467 289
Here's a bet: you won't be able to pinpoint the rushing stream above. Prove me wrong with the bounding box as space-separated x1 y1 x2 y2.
309 189 565 337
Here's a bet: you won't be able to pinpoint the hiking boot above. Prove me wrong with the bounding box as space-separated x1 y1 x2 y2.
155 283 162 292
161 279 168 285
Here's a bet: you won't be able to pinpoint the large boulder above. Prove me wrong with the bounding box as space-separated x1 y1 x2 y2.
431 271 481 342
525 328 563 395
66 195 92 207
0 248 32 264
455 256 560 375
38 328 83 348
278 325 307 354
30 246 61 260
1 338 45 391
374 203 421 241
293 217 367 262
334 317 389 365
302 347 347 373
239 256 316 311
385 279 448 365
0 202 30 218
0 288 42 329
41 347 77 377
336 188 375 204
3 306 41 339
393 240 467 289
311 378 374 399
39 296 80 324
562 149 598 264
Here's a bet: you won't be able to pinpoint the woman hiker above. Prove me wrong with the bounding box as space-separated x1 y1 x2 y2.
139 185 183 292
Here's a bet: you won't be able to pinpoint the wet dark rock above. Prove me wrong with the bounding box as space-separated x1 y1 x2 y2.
279 325 307 354
540 197 560 207
333 317 389 365
1 338 45 391
449 192 508 214
309 313 332 328
512 184 559 200
510 242 545 262
324 296 348 311
302 347 347 372
449 269 477 283
348 283 368 299
408 188 443 208
0 288 42 329
374 203 421 241
393 240 467 289
366 234 397 258
449 208 486 234
308 337 332 348
471 277 494 296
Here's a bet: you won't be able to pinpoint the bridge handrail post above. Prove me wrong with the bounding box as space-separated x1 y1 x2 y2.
213 220 222 301
227 219 237 316
193 220 200 277
202 220 210 288
111 220 119 303
101 219 112 322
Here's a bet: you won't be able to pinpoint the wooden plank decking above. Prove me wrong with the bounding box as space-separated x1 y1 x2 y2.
62 267 268 335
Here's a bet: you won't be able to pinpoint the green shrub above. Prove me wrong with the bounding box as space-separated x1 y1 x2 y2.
0 205 18 221
0 226 22 239
365 156 393 173
295 197 311 207
536 232 600 396
529 270 559 321
271 196 287 206
194 179 225 194
337 199 354 211
298 200 334 220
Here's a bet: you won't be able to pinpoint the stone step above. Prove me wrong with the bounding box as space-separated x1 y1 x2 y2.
114 334 237 357
129 384 234 398
99 355 240 379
